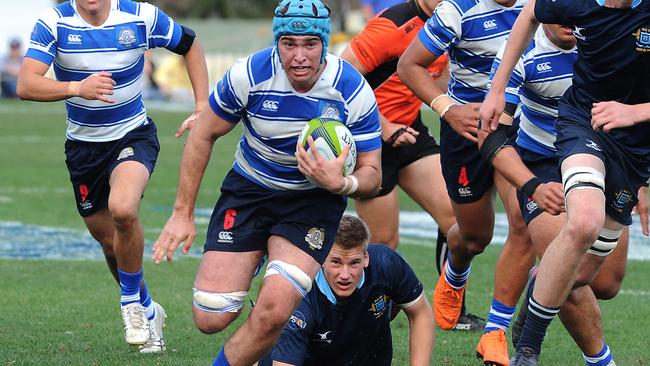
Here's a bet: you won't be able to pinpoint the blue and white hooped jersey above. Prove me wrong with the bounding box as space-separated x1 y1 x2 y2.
210 48 382 191
418 0 526 103
491 27 577 157
26 0 185 142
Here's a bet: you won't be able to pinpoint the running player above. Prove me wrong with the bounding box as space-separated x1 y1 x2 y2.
397 0 535 362
339 0 484 331
479 22 638 366
258 215 434 366
17 0 209 353
151 1 382 365
480 0 650 364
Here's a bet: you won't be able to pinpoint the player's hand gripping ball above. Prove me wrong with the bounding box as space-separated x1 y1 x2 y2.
298 117 357 181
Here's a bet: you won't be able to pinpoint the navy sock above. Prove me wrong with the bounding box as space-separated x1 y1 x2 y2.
516 296 560 354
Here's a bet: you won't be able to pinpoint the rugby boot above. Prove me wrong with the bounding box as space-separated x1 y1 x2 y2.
121 302 150 345
512 267 538 348
510 347 539 366
139 301 167 354
455 312 485 331
433 263 465 330
476 329 510 366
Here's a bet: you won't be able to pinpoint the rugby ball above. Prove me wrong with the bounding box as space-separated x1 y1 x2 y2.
298 117 357 178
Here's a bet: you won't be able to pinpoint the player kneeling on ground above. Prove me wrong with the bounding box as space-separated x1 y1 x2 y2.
257 215 435 366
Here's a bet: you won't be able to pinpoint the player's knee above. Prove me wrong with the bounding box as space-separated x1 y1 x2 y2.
459 233 492 255
591 282 621 300
249 297 292 335
192 288 247 333
109 203 139 228
563 216 602 250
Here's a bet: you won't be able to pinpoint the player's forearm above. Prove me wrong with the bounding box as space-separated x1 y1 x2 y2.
490 2 539 93
172 130 214 217
183 40 210 112
347 150 382 198
17 72 74 102
397 52 446 110
406 302 435 366
631 102 650 124
491 147 536 190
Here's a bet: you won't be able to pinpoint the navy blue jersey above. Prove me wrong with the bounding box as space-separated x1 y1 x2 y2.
260 244 423 366
535 0 650 150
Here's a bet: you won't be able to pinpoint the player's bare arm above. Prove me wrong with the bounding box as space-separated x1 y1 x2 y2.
176 39 210 138
402 294 435 366
591 101 650 132
18 58 115 103
153 109 236 264
479 0 539 132
398 39 480 142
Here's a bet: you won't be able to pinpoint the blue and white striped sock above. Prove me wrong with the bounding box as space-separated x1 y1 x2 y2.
583 343 614 366
118 269 142 307
445 260 471 289
484 298 515 333
139 279 155 320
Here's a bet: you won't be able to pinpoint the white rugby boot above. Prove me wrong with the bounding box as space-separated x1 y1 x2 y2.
121 302 150 345
139 302 167 354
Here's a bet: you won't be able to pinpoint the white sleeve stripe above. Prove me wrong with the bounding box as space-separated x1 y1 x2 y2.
399 292 423 309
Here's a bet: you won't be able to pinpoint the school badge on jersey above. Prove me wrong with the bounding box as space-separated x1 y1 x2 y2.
317 100 344 122
633 27 650 53
116 25 138 49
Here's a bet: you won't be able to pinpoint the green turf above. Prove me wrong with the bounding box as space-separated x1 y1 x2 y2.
1 100 649 365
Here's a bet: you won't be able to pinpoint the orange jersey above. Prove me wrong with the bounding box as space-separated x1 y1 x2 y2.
349 0 448 126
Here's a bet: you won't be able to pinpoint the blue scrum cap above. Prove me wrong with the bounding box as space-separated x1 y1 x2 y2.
273 0 331 63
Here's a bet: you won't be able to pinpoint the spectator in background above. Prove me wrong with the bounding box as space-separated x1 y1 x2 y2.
360 0 406 20
142 50 165 101
1 38 24 98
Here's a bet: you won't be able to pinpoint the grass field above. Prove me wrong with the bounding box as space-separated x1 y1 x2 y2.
1 100 649 365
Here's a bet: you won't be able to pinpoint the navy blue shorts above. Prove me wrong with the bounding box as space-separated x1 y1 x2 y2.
439 116 494 203
205 170 347 264
64 121 160 217
515 148 561 225
555 118 650 226
376 115 440 197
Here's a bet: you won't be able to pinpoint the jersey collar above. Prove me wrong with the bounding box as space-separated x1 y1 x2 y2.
315 268 366 305
596 0 642 8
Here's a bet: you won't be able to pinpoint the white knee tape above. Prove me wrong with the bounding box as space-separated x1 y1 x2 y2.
192 288 248 313
562 167 605 196
264 260 313 297
587 227 623 257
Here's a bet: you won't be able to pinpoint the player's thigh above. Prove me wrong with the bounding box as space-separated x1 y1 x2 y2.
354 189 400 245
398 153 456 233
108 161 150 215
528 212 565 259
194 250 264 292
590 227 628 299
451 191 496 243
83 208 115 246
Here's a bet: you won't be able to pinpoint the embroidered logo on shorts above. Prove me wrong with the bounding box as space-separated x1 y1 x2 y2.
217 231 233 244
305 227 325 250
585 140 602 152
78 184 93 210
526 198 538 214
117 147 135 161
611 190 632 212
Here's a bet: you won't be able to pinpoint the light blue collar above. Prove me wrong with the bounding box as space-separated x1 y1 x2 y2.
596 0 642 8
315 268 365 305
